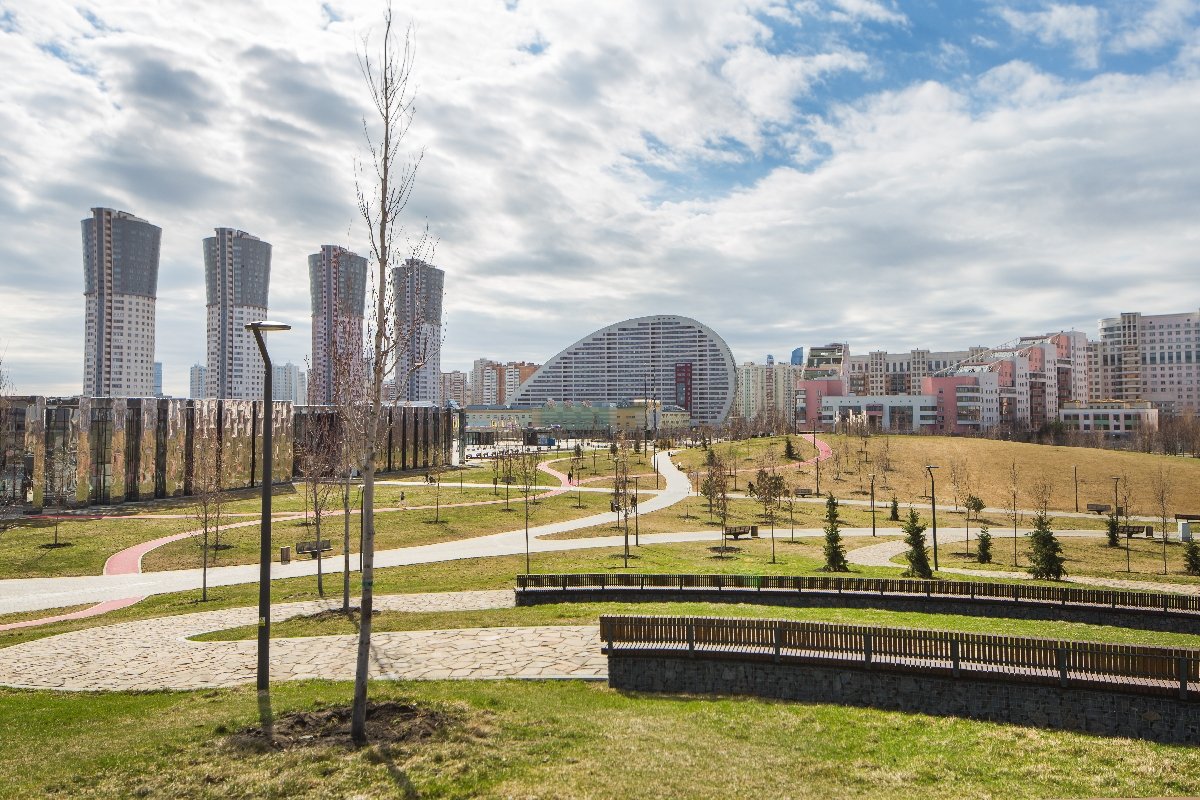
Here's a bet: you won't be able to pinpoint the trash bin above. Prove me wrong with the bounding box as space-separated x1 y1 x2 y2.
280 545 292 564
1182 522 1193 543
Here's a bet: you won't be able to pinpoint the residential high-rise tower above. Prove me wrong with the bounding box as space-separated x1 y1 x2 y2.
203 228 272 399
308 245 367 405
82 207 162 397
392 258 444 403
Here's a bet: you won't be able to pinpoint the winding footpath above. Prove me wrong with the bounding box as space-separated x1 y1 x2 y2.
0 450 694 618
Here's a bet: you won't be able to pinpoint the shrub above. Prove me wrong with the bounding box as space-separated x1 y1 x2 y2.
902 509 932 579
1028 512 1067 580
977 526 992 564
1185 539 1200 576
1106 514 1120 548
889 496 900 522
822 494 849 572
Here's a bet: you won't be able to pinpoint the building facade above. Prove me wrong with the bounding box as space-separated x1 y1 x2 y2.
308 245 367 405
203 228 272 400
440 370 469 406
82 208 162 397
509 315 737 426
189 364 208 399
1092 310 1200 414
393 258 444 404
272 363 306 405
468 359 540 406
734 361 802 427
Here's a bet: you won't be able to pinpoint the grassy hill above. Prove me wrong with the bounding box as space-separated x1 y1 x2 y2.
676 434 1200 519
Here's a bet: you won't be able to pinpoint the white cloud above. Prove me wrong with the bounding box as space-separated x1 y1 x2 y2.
0 0 1198 397
827 0 908 26
999 3 1104 68
1112 0 1200 52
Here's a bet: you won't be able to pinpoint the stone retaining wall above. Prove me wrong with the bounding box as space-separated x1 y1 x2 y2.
518 588 1200 634
608 654 1200 745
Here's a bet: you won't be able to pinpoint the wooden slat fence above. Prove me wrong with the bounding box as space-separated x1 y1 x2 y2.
599 615 1200 699
519 573 1200 614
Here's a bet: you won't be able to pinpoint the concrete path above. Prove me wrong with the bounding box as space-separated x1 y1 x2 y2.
0 590 605 691
0 450 693 616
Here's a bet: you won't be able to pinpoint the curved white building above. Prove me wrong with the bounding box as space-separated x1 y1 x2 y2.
508 315 736 426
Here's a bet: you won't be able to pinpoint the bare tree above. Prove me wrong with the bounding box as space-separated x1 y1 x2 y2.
331 314 369 613
1006 461 1021 567
948 458 968 513
191 419 224 602
44 431 75 547
1027 470 1053 516
515 448 541 573
297 414 339 597
1149 462 1174 576
351 9 435 745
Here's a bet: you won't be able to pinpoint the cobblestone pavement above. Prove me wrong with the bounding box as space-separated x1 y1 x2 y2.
0 590 606 691
848 530 1200 595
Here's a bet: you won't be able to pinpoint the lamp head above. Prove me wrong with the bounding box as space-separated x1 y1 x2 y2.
245 320 291 333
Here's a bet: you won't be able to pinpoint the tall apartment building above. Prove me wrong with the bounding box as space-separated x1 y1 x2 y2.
152 362 163 397
392 258 443 403
469 359 540 405
1092 310 1200 414
734 361 802 425
802 343 849 379
81 207 162 397
440 370 469 406
272 363 305 405
203 228 272 400
308 245 367 405
189 364 208 399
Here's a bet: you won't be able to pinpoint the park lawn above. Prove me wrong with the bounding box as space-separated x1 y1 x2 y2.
139 490 611 572
543 495 1105 540
210 484 504 516
942 534 1200 585
0 540 989 650
0 604 92 627
670 435 1200 517
449 456 565 487
0 516 200 579
195 599 1200 648
3 679 1200 799
672 434 820 475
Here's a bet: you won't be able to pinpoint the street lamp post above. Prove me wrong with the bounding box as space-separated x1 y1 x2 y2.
633 475 640 546
926 464 940 572
246 320 291 697
869 473 876 538
1073 465 1079 513
1112 475 1126 572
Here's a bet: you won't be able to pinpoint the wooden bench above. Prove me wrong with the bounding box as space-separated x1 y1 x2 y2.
794 488 814 497
724 525 759 540
1086 503 1110 514
296 540 332 557
1117 525 1153 538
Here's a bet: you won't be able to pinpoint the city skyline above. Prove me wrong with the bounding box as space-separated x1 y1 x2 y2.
2 1 1199 396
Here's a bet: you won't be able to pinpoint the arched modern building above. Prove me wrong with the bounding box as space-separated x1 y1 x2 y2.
508 315 736 426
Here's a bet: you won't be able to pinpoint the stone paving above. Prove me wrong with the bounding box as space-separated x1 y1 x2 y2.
0 589 606 691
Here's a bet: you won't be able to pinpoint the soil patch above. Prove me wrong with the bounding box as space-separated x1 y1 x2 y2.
227 701 454 751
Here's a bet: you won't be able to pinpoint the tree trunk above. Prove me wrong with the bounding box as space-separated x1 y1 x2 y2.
202 525 209 602
343 476 351 612
316 508 324 597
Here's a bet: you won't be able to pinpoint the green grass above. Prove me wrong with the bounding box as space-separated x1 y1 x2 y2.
943 533 1200 584
140 490 611 572
546 495 1106 540
1 538 1068 651
4 679 1200 798
0 517 199 579
194 599 1200 648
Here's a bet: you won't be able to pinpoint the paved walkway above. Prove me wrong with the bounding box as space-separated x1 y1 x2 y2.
0 450 693 616
0 590 605 690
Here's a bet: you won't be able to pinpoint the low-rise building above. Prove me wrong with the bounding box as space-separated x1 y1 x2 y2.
1059 401 1158 435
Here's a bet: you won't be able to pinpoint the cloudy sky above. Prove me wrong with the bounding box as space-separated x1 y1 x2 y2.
1 0 1198 397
